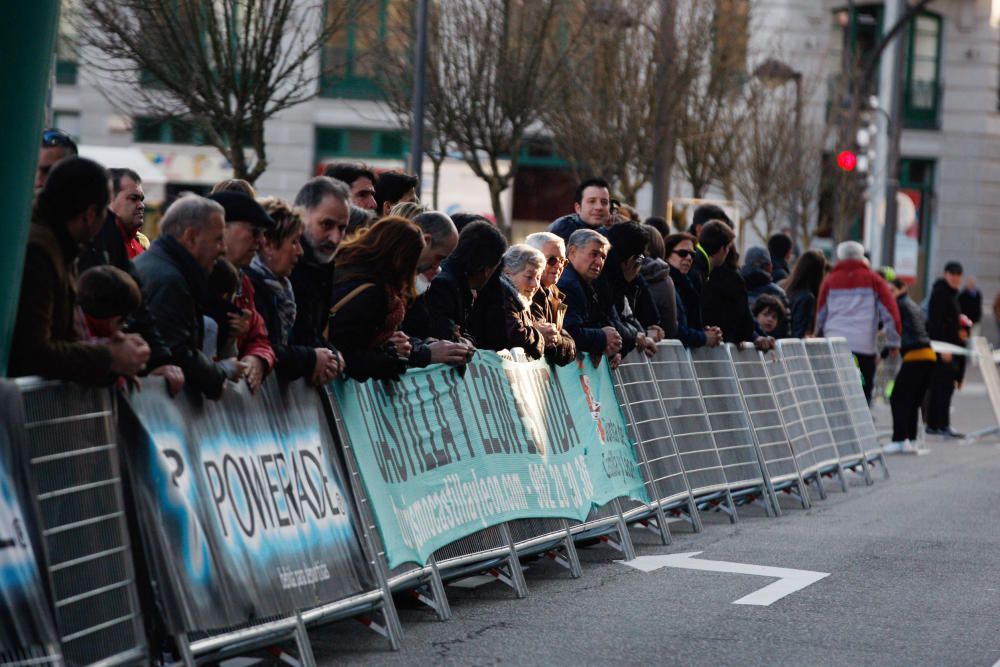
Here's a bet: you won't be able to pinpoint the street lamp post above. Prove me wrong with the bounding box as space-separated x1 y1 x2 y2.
753 58 804 248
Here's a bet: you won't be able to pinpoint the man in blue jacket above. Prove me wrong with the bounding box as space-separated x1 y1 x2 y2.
547 177 612 243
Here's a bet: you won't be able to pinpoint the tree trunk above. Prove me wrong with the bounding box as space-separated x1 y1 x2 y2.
650 0 677 219
489 181 508 239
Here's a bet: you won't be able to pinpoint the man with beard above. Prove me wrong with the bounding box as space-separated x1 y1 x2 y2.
289 176 349 384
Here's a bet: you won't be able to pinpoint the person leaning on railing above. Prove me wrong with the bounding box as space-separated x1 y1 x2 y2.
524 232 576 366
495 244 547 360
327 216 427 382
10 157 150 384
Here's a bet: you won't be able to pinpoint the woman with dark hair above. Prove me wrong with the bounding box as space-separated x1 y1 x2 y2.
639 223 678 339
245 197 341 384
702 247 761 345
664 232 722 349
328 216 426 381
603 222 658 355
408 220 507 344
781 249 827 339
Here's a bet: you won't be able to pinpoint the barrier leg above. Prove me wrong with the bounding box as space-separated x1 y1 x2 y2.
721 489 739 524
426 557 453 621
175 632 195 667
292 613 317 667
558 520 584 578
612 499 637 561
793 478 812 510
835 463 849 493
500 523 529 599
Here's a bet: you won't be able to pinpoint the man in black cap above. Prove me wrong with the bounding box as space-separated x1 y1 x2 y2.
925 260 965 438
207 190 277 391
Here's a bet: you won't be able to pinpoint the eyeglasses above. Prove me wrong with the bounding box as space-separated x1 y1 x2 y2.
41 128 78 152
672 249 695 258
546 255 568 267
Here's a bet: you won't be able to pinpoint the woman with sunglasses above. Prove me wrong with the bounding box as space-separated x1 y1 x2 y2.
664 232 722 349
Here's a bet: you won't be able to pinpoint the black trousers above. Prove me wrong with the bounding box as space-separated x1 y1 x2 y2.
854 353 877 404
926 359 956 430
890 360 934 441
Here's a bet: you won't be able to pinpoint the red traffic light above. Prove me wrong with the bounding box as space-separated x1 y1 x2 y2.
836 150 857 172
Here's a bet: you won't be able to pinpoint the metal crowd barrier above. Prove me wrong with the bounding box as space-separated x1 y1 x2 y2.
689 346 779 516
15 380 146 666
804 339 873 485
727 345 810 509
647 341 739 521
614 350 702 538
772 340 847 493
828 339 889 477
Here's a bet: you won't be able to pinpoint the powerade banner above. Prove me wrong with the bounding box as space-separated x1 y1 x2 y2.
120 378 373 633
0 381 58 658
331 352 647 568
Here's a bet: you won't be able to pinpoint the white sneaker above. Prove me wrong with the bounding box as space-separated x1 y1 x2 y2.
883 441 905 454
899 441 931 456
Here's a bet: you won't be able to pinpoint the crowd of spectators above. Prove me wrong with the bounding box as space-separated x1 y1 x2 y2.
22 127 978 454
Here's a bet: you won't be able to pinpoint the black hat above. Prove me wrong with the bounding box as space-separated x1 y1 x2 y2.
208 191 274 230
943 260 963 275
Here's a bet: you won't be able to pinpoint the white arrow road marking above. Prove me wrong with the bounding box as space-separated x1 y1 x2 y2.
616 551 830 606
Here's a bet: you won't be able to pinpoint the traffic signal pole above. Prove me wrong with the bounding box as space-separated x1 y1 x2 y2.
879 0 909 268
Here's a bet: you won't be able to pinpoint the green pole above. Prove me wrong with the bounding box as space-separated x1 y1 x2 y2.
0 1 62 375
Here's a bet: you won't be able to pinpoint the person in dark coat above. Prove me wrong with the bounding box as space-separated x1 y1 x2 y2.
690 218 734 296
288 177 349 383
767 232 794 283
741 246 790 337
403 221 507 345
702 248 773 349
524 232 577 366
11 157 150 383
558 229 633 368
640 225 678 339
958 276 982 325
781 249 826 339
77 168 182 392
925 261 965 438
328 217 427 381
878 271 936 454
134 195 237 398
245 197 332 383
488 245 548 359
663 232 722 349
605 222 661 344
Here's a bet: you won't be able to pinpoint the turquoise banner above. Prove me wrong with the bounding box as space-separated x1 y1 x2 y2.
331 352 647 568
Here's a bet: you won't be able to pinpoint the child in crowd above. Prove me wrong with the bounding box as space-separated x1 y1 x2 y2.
77 265 142 340
203 258 245 381
752 294 786 338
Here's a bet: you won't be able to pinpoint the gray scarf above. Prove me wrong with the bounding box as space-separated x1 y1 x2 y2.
251 254 297 346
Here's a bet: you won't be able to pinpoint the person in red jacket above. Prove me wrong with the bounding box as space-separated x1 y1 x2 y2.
207 191 277 391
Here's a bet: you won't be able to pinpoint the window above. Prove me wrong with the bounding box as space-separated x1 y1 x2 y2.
320 0 409 100
133 117 209 145
830 6 942 130
314 126 409 160
55 7 78 85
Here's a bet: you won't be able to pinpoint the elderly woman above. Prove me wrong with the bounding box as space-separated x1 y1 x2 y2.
495 244 547 359
246 197 343 384
524 232 576 365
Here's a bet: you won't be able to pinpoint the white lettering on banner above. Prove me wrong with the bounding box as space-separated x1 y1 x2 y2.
616 552 830 606
390 458 595 551
277 562 332 590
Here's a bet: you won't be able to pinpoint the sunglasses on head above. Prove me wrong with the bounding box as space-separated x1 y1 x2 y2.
41 128 78 152
672 249 695 258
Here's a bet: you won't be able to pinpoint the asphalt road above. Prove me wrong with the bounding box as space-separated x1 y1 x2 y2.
307 369 1000 666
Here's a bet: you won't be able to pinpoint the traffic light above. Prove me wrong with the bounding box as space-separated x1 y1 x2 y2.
836 150 857 172
855 97 879 186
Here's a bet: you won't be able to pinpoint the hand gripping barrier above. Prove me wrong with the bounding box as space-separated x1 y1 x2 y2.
688 345 780 517
827 338 889 478
613 350 702 539
726 345 811 510
771 340 847 494
14 379 146 666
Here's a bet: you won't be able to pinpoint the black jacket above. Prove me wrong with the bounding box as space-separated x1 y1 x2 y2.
741 266 790 337
958 288 982 324
770 256 790 283
927 278 961 346
489 276 545 359
896 293 931 354
702 265 757 344
557 264 635 358
402 260 472 343
134 237 228 398
689 244 711 295
640 258 678 339
327 280 410 381
530 286 576 366
786 289 817 339
243 265 316 382
468 267 505 351
77 210 173 370
668 264 706 348
288 236 338 350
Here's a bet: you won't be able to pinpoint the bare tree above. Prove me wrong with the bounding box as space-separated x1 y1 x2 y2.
74 0 366 184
